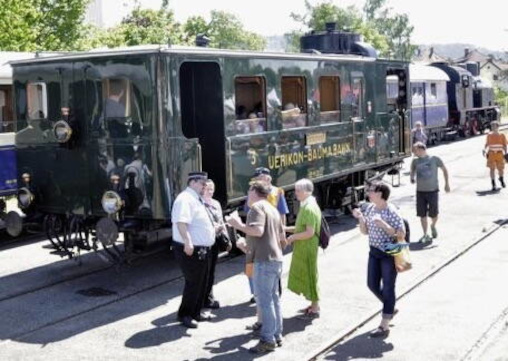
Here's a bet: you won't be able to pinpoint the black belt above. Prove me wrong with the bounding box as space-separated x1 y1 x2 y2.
172 242 211 251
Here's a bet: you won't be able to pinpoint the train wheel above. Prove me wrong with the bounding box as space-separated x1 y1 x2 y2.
459 121 471 138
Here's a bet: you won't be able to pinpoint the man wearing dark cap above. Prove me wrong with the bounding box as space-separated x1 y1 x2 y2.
252 167 289 222
171 171 216 328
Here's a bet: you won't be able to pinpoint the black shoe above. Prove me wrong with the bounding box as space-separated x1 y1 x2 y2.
249 296 256 304
276 338 283 347
194 313 212 322
499 178 506 188
369 327 389 338
178 316 198 328
204 300 220 309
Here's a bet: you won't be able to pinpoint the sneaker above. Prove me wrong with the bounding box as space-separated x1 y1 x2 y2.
418 235 431 243
246 321 262 331
249 340 276 354
430 225 438 239
275 338 283 347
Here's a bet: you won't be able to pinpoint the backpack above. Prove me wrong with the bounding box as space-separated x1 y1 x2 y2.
319 216 331 249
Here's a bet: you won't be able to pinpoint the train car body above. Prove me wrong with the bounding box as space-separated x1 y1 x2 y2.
409 64 449 138
430 62 499 137
8 33 411 259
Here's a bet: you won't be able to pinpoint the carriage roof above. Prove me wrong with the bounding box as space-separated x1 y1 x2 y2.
8 44 383 66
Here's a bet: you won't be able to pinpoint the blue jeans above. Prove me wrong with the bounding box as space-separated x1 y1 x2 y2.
254 261 283 343
367 247 397 318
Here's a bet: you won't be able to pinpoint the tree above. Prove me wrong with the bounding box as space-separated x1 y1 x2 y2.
120 7 184 46
0 0 91 51
183 11 266 50
362 0 416 60
288 1 389 56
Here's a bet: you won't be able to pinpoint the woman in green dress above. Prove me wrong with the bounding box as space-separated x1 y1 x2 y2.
286 178 322 318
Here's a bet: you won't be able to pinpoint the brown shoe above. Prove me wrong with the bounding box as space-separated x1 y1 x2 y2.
249 341 276 354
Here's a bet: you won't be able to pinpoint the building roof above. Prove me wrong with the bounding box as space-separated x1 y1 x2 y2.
412 47 449 64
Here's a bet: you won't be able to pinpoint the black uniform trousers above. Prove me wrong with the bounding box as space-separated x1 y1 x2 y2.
173 242 211 320
204 242 220 303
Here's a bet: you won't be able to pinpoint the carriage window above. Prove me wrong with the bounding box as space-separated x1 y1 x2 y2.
319 76 340 123
351 78 364 118
26 82 48 120
100 78 145 138
0 90 11 132
430 83 437 98
281 76 307 129
386 75 399 112
103 78 130 118
234 76 266 134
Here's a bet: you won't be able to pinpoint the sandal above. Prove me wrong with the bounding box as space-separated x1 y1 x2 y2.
298 306 312 314
369 327 390 338
297 310 320 320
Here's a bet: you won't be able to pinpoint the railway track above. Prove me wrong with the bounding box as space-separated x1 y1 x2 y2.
307 219 508 361
0 247 238 343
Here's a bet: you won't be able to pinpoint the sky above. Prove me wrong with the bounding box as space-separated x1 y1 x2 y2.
102 0 507 51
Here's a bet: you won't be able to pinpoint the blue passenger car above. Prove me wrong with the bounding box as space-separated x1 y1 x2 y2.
410 64 449 142
0 132 16 197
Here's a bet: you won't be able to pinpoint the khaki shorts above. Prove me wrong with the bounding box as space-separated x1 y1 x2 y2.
487 152 505 172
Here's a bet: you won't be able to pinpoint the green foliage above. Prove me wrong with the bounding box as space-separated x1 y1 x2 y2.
288 0 414 60
120 7 184 46
362 0 416 60
182 11 266 50
0 0 91 51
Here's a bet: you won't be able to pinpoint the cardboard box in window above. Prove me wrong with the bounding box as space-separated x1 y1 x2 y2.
235 117 266 134
281 108 306 129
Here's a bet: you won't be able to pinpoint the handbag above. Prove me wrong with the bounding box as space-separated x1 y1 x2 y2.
215 230 232 252
393 244 412 272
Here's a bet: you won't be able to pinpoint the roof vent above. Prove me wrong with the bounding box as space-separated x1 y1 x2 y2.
195 34 211 48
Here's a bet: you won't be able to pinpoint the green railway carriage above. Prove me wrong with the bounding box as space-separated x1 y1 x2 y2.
9 32 411 260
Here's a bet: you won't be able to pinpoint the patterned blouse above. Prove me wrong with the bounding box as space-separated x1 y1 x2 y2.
363 203 405 251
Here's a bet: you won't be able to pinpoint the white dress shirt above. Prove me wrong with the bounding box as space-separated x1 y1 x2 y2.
171 187 215 247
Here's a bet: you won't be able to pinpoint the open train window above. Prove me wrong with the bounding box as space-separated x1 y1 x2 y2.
0 88 14 132
234 76 266 134
281 76 307 129
26 82 48 120
386 75 399 112
319 76 340 123
351 78 364 118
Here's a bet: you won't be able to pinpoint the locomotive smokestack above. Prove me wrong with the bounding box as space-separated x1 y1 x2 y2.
464 48 470 58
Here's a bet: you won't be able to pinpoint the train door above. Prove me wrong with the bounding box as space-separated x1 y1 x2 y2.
386 68 410 155
179 61 227 204
349 73 369 164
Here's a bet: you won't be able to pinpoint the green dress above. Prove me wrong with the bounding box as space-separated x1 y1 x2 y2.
288 196 321 302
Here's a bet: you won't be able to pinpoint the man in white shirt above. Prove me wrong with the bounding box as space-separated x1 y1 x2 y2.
171 171 215 328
